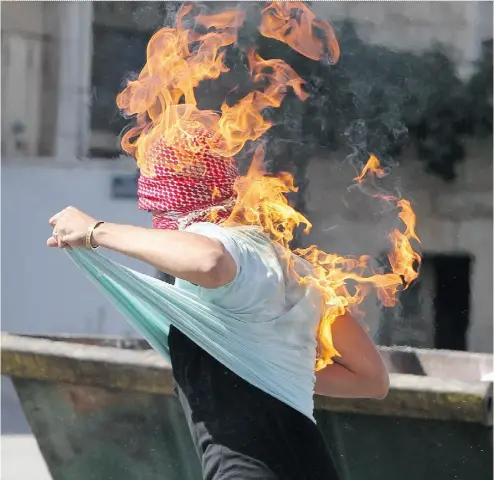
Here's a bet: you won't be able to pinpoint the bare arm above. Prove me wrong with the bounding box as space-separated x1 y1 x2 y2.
315 312 389 399
92 223 237 289
47 207 237 289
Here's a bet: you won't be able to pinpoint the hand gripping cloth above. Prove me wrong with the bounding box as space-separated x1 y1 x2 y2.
65 225 323 423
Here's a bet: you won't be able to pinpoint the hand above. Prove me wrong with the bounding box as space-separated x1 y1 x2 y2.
47 206 97 248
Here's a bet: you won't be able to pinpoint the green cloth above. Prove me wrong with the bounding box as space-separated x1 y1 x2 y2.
66 225 321 422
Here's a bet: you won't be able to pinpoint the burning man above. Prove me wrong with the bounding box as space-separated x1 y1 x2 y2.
47 130 389 480
45 2 405 479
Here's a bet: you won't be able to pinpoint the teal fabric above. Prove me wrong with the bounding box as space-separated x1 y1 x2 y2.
65 224 322 422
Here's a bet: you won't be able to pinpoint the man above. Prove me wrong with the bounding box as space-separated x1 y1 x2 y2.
48 131 389 480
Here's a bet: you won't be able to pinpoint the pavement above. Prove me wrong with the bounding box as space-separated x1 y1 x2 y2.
1 434 52 480
2 378 52 479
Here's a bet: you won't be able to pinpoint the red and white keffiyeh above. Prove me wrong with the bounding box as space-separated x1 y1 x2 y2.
137 130 240 230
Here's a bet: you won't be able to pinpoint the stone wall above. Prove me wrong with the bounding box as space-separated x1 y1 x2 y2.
1 1 92 158
1 2 46 155
313 1 493 78
2 2 492 353
304 137 493 352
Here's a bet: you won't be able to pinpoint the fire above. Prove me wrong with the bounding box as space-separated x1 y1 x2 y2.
230 153 421 370
117 3 421 370
224 144 311 248
116 2 338 171
212 185 222 200
354 154 386 183
260 1 340 63
116 5 247 175
217 50 308 157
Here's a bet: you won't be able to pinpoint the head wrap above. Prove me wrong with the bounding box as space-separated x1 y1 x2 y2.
137 130 240 230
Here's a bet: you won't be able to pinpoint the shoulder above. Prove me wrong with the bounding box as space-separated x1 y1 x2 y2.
184 222 225 236
185 223 270 260
183 223 284 309
185 222 263 240
184 222 242 247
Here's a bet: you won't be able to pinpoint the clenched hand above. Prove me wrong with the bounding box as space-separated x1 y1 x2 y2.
47 206 97 248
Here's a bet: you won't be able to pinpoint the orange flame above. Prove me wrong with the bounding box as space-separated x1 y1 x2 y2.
228 152 421 370
116 2 338 173
260 1 340 63
224 145 311 248
354 154 386 183
116 6 246 174
212 185 222 200
217 50 308 157
117 3 421 370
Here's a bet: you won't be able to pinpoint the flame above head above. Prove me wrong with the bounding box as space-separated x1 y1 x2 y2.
117 3 422 370
260 1 340 63
116 5 247 175
217 50 309 157
116 2 338 174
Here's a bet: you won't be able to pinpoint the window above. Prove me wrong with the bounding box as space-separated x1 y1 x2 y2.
432 254 471 351
377 253 472 351
89 2 178 157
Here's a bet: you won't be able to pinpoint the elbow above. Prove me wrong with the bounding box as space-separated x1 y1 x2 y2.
199 246 236 288
369 371 390 400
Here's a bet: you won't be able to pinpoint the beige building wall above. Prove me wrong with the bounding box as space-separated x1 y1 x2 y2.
1 2 46 156
1 2 492 353
1 1 92 158
314 1 493 78
305 137 493 352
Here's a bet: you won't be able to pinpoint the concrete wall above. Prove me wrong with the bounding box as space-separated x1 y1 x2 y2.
2 138 490 347
305 137 493 353
2 1 492 433
314 1 493 78
2 160 154 336
1 2 46 156
1 1 92 158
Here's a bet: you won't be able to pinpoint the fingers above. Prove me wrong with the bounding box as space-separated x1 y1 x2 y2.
47 236 69 248
47 236 58 247
48 228 68 248
48 207 78 248
52 226 62 247
58 234 71 248
49 212 62 227
49 206 74 226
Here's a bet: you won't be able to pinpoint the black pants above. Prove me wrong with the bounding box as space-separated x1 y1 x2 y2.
169 325 341 480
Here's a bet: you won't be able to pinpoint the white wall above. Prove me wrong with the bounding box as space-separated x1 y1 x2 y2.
1 160 155 337
1 158 162 433
2 139 492 347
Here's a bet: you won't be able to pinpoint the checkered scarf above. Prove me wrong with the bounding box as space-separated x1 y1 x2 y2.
137 130 239 230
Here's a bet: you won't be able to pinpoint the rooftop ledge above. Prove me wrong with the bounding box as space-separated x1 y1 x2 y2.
1 156 138 172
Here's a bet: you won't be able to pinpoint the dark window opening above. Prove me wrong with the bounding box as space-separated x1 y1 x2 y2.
89 2 175 157
432 254 471 351
377 252 472 351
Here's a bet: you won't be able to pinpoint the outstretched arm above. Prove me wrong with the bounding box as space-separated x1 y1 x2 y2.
47 207 236 289
315 312 389 399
